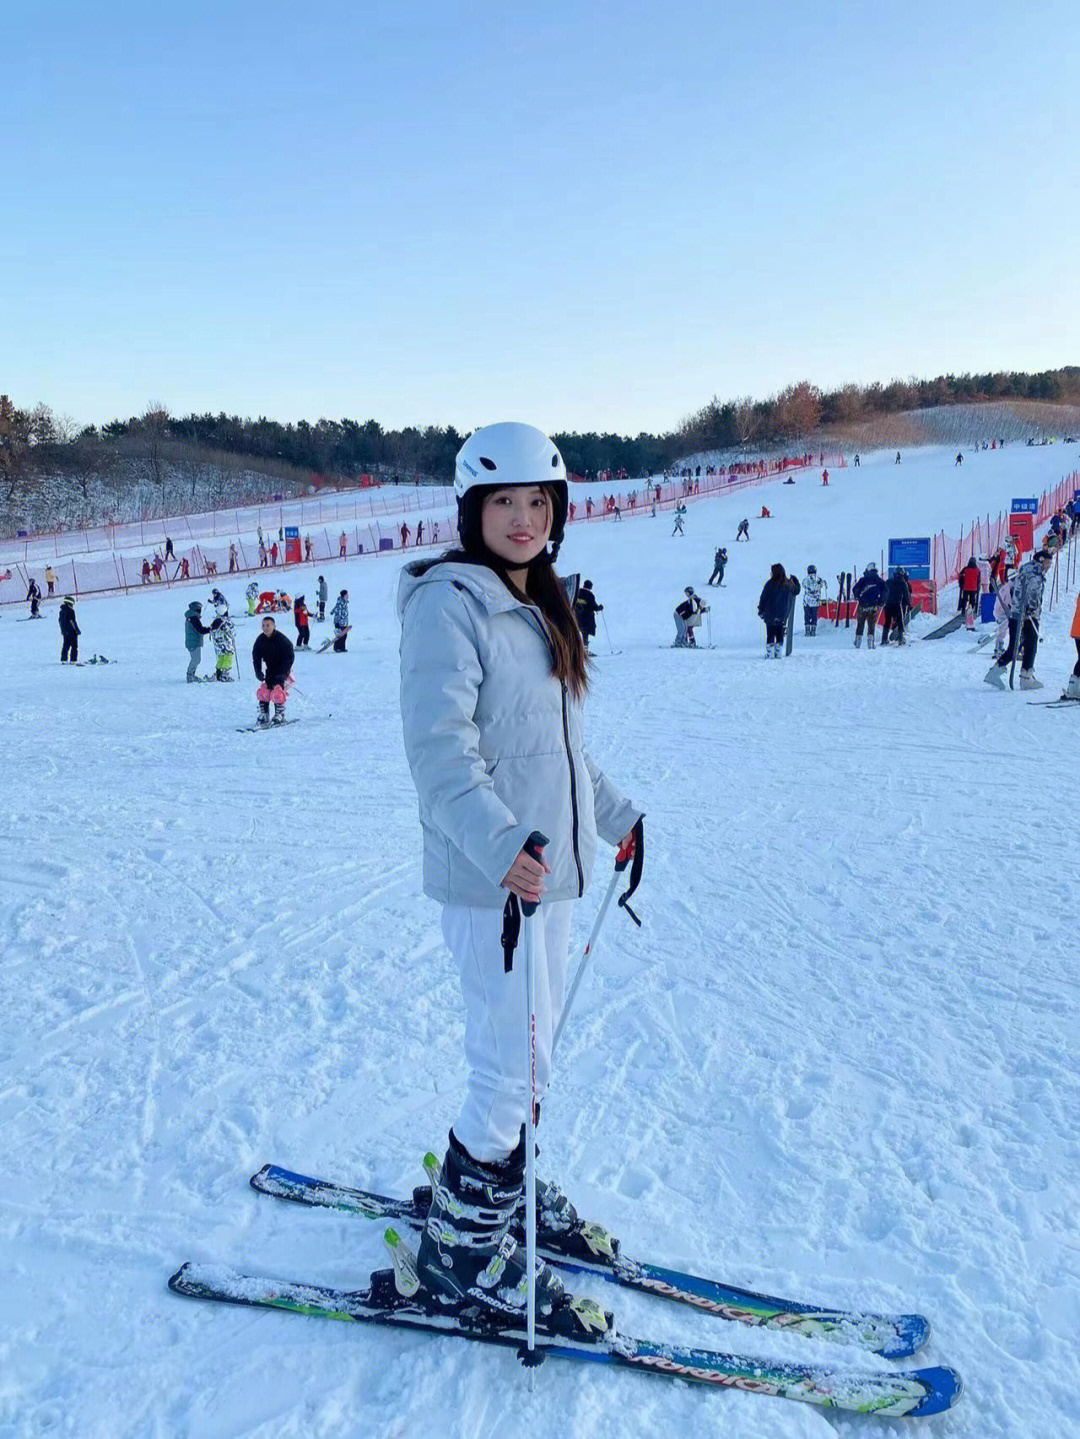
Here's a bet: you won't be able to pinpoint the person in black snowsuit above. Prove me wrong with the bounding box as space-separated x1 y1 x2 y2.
851 565 887 648
572 580 603 650
26 578 42 617
707 546 728 585
880 568 912 646
59 595 80 663
252 615 296 725
757 564 799 657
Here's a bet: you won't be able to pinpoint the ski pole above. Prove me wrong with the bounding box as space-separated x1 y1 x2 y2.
706 607 713 648
552 859 624 1059
601 609 616 655
518 830 548 1384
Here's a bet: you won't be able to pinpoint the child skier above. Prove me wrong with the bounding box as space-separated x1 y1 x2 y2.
802 566 827 634
59 595 80 663
397 422 641 1338
246 581 259 615
210 596 237 680
294 595 311 648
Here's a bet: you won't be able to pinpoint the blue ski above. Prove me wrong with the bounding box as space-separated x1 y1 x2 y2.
169 1260 962 1419
251 1163 930 1359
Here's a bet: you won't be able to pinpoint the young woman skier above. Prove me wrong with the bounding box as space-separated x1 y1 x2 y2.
397 422 642 1340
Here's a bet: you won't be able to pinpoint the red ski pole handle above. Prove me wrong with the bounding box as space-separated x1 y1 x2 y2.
520 831 549 917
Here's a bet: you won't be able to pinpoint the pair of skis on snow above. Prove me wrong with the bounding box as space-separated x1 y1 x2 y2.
169 1162 963 1419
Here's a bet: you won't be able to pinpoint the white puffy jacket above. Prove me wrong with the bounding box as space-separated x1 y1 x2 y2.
803 574 828 606
398 561 641 907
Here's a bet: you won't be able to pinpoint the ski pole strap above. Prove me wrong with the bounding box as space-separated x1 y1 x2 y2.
502 831 549 972
617 816 645 927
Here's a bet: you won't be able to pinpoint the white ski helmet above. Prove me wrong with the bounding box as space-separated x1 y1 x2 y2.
454 422 568 553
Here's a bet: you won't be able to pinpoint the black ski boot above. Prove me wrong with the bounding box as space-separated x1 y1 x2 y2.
256 700 271 728
415 1131 608 1339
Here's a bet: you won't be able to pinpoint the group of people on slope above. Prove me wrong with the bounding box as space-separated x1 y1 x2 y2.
982 548 1068 693
850 563 914 649
184 591 237 682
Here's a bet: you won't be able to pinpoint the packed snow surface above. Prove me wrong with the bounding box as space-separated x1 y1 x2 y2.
3 444 1080 1437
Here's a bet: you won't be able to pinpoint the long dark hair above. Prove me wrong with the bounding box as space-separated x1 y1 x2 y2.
769 562 787 584
414 482 590 699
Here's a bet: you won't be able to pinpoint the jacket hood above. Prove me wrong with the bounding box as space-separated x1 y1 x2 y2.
396 559 528 624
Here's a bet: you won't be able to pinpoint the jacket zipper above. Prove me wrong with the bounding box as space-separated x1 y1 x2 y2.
561 681 585 897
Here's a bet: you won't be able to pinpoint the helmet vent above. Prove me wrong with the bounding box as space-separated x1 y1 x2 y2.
551 454 558 467
480 456 497 471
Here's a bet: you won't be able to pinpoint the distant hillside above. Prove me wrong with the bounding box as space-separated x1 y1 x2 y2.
818 400 1080 451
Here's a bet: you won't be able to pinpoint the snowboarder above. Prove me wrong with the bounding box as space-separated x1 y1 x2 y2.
397 421 641 1336
985 549 1052 690
802 565 828 635
707 546 728 586
246 580 259 615
210 596 237 680
59 595 80 664
316 575 328 623
880 568 912 646
26 577 42 617
673 586 708 646
758 565 798 657
184 599 219 681
294 595 311 648
572 579 603 651
852 564 887 648
672 503 687 536
736 518 750 542
252 615 295 725
331 590 349 651
44 565 57 596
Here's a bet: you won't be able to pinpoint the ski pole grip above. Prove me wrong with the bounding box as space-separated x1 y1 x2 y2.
521 831 549 917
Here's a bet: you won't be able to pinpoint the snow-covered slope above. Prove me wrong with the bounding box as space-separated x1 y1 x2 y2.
3 443 1080 1437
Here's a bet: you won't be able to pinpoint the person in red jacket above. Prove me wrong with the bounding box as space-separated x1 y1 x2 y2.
958 557 981 628
294 595 311 649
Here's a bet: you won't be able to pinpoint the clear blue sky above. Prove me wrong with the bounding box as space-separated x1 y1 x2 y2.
3 0 1077 435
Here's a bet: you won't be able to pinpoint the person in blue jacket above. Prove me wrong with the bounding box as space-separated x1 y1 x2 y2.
852 564 887 649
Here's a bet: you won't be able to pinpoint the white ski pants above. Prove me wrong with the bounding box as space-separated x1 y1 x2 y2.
442 899 574 1162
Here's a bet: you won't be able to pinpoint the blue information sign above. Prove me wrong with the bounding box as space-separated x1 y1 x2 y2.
1010 497 1038 514
1074 489 1080 505
888 537 931 580
285 526 299 540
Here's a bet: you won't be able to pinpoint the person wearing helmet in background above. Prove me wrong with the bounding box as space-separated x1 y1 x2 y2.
316 575 328 622
397 422 642 1340
673 585 708 646
852 563 887 649
184 598 220 682
802 565 828 635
